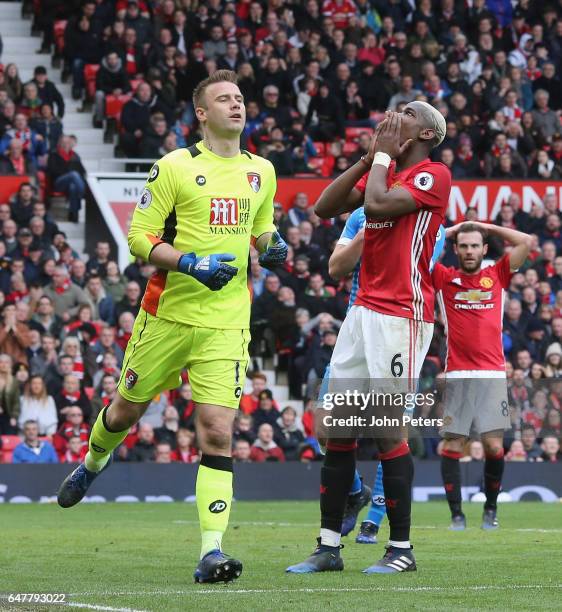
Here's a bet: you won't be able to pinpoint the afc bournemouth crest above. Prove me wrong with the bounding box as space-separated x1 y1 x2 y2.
124 368 138 390
247 172 261 193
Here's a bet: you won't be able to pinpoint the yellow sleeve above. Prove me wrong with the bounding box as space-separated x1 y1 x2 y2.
251 162 277 240
127 156 178 261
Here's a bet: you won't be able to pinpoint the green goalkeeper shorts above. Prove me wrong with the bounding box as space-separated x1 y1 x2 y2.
117 309 250 409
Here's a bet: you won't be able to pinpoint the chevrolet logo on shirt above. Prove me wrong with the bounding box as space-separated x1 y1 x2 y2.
454 289 492 303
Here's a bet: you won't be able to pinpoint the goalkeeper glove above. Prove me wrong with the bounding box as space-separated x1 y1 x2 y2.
177 252 238 291
258 231 288 271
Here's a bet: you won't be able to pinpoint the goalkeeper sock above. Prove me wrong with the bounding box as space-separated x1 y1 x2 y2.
484 448 505 511
84 406 129 472
319 442 356 545
380 442 413 545
197 455 233 559
365 462 386 527
441 449 463 517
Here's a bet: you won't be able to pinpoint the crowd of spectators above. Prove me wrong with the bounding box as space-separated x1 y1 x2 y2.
0 58 87 221
32 0 562 176
2 186 562 465
1 0 562 464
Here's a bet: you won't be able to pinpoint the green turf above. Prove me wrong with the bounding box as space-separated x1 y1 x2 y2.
0 501 561 611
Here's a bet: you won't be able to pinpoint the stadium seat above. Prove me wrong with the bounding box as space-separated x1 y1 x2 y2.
129 79 144 92
370 111 385 123
345 127 373 141
105 94 132 124
1 435 22 464
343 141 359 155
53 20 67 55
84 64 100 100
307 157 324 172
312 142 326 156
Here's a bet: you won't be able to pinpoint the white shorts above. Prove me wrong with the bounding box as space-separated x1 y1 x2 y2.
328 306 434 394
440 370 510 437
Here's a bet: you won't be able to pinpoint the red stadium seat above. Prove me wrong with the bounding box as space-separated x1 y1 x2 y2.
307 157 324 172
370 111 385 123
53 20 67 55
343 141 359 155
1 435 22 464
84 64 100 100
312 142 326 156
345 127 373 141
105 94 132 126
129 79 144 92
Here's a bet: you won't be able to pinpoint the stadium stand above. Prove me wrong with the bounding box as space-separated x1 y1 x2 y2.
0 0 560 465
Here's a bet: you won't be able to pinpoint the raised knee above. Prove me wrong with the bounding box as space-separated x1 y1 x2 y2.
201 422 231 451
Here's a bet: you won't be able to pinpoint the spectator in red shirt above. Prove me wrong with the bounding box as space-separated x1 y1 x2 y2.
53 406 90 460
63 434 88 462
171 427 199 463
240 372 268 415
250 423 285 462
357 31 385 67
322 0 357 29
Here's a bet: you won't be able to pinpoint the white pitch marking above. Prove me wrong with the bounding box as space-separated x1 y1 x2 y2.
69 585 561 597
68 603 147 612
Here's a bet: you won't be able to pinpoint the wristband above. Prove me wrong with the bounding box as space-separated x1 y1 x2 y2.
372 152 391 168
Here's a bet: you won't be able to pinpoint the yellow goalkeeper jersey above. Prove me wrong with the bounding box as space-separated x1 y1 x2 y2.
128 142 276 329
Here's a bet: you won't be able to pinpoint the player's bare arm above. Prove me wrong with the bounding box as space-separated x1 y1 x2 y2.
364 113 417 218
446 222 532 271
329 229 364 279
314 135 376 218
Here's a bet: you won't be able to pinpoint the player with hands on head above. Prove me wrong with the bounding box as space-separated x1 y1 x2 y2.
435 221 531 532
289 101 450 575
57 70 285 585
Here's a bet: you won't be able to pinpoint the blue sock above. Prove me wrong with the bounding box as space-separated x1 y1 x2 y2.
365 462 386 527
349 470 362 496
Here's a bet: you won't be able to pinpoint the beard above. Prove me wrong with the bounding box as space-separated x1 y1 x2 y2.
459 254 483 273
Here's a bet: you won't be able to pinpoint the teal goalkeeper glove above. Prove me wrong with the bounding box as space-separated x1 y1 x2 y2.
177 252 238 291
258 231 288 271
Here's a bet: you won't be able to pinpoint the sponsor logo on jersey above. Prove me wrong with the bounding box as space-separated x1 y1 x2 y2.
365 221 394 229
124 368 138 390
247 172 261 192
137 188 152 209
196 175 206 186
413 172 434 191
209 499 227 513
454 289 495 309
147 164 159 182
208 198 250 234
210 198 238 225
480 276 494 289
454 289 492 303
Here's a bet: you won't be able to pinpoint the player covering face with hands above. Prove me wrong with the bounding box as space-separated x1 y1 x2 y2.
288 102 450 575
56 70 287 584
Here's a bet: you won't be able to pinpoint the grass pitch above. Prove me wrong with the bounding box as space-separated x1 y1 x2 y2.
0 501 561 611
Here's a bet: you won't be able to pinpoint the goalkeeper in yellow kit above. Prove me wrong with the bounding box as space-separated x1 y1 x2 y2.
57 70 288 584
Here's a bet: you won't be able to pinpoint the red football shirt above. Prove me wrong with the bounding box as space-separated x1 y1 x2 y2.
353 159 451 323
322 0 357 28
432 255 513 372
